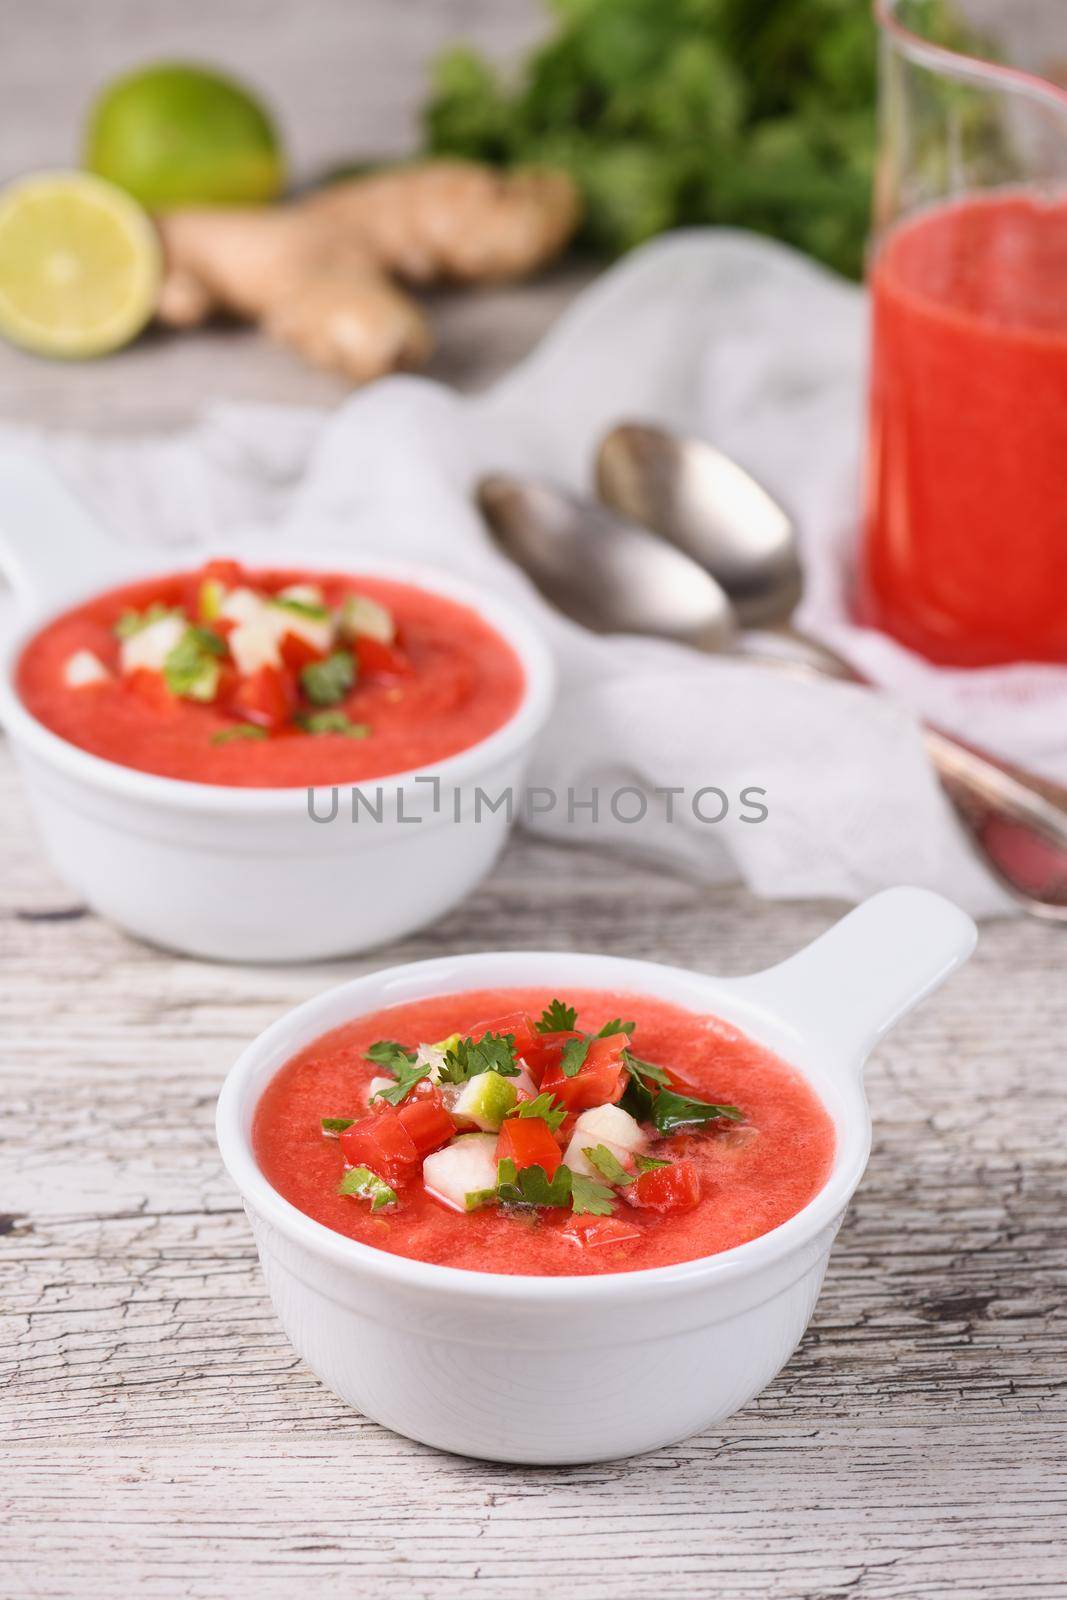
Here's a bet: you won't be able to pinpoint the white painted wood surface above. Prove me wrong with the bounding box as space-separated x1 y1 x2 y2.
3 745 1066 1599
2 4 1066 1592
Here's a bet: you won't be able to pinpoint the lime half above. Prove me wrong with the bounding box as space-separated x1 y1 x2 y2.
0 171 161 359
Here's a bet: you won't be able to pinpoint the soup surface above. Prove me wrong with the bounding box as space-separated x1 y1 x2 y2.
253 987 836 1277
17 561 525 786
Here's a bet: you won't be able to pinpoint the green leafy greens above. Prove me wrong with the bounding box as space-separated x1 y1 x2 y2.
338 1165 397 1211
496 1157 572 1209
536 998 577 1033
300 649 356 706
113 602 175 639
559 1036 591 1078
296 709 370 738
651 1089 744 1135
514 1093 566 1133
438 1032 520 1084
211 723 268 745
364 1039 432 1105
163 625 226 703
321 1116 356 1135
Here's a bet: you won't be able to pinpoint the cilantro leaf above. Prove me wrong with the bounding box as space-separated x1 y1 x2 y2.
337 1165 396 1211
583 1144 635 1186
570 1172 616 1217
363 1039 430 1105
372 1065 432 1105
366 1040 416 1072
113 602 175 639
536 999 577 1033
496 1157 572 1209
652 1090 744 1135
268 595 331 621
211 723 268 745
438 1032 519 1084
619 1050 672 1120
300 649 356 706
321 1116 356 1135
597 1018 635 1037
560 1036 590 1078
297 709 370 738
514 1093 566 1134
623 1051 672 1089
635 1154 670 1173
163 625 225 703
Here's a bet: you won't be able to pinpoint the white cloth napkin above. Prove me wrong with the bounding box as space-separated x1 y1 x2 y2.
11 228 1067 918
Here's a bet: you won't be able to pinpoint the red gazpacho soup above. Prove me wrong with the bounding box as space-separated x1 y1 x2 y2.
862 193 1067 666
16 560 525 786
253 988 836 1276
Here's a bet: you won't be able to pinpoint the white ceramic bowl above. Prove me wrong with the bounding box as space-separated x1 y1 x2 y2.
217 886 976 1463
0 456 554 961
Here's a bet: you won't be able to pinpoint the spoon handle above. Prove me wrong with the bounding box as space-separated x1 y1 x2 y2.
738 642 1067 920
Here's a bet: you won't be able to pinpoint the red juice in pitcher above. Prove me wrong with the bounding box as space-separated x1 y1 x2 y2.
861 193 1067 666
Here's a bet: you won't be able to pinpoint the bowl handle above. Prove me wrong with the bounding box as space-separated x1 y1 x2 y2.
0 451 127 622
736 887 977 1076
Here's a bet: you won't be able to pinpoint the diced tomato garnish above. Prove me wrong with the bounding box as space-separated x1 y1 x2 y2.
628 1161 701 1214
201 558 244 587
520 1027 581 1083
339 1107 419 1184
231 664 298 730
496 1116 562 1179
213 615 238 640
354 636 414 682
278 630 326 673
560 1216 642 1249
125 668 173 710
396 1095 456 1159
467 1010 540 1061
539 1034 628 1112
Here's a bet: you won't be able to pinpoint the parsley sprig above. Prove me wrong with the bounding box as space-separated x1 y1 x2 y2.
513 1093 566 1133
536 999 577 1033
301 649 356 706
437 1032 520 1084
364 1039 431 1105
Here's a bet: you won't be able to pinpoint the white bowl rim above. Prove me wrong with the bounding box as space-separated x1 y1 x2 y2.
0 551 556 815
216 948 873 1306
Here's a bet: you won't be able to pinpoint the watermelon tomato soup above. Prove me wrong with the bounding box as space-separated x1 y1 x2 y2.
253 988 836 1276
16 559 525 786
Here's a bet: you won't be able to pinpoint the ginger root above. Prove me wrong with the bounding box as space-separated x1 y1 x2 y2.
156 161 580 384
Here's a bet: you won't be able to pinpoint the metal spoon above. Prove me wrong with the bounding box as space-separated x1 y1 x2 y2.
481 458 1067 921
596 421 1067 920
477 475 736 652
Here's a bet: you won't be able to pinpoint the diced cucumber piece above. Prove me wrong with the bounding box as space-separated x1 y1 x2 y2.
337 1165 396 1211
220 587 266 626
422 1133 499 1212
229 616 281 675
367 1076 393 1104
340 593 395 644
277 583 325 607
266 596 334 654
119 612 187 675
563 1133 635 1181
572 1103 647 1153
449 1071 519 1132
63 649 109 687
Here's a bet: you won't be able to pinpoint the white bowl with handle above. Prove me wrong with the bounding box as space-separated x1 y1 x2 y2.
0 454 555 961
216 886 976 1462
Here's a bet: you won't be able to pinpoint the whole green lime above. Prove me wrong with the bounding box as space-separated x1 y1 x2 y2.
84 62 285 210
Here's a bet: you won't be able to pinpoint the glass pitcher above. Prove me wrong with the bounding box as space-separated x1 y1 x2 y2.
860 0 1067 667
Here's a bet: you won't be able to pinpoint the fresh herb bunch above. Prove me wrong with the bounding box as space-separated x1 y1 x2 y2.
423 0 878 277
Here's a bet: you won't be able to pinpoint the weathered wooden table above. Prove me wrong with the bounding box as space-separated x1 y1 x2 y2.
1 108 1065 1600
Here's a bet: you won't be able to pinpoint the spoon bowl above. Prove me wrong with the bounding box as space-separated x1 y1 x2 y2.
478 473 736 652
596 422 803 627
